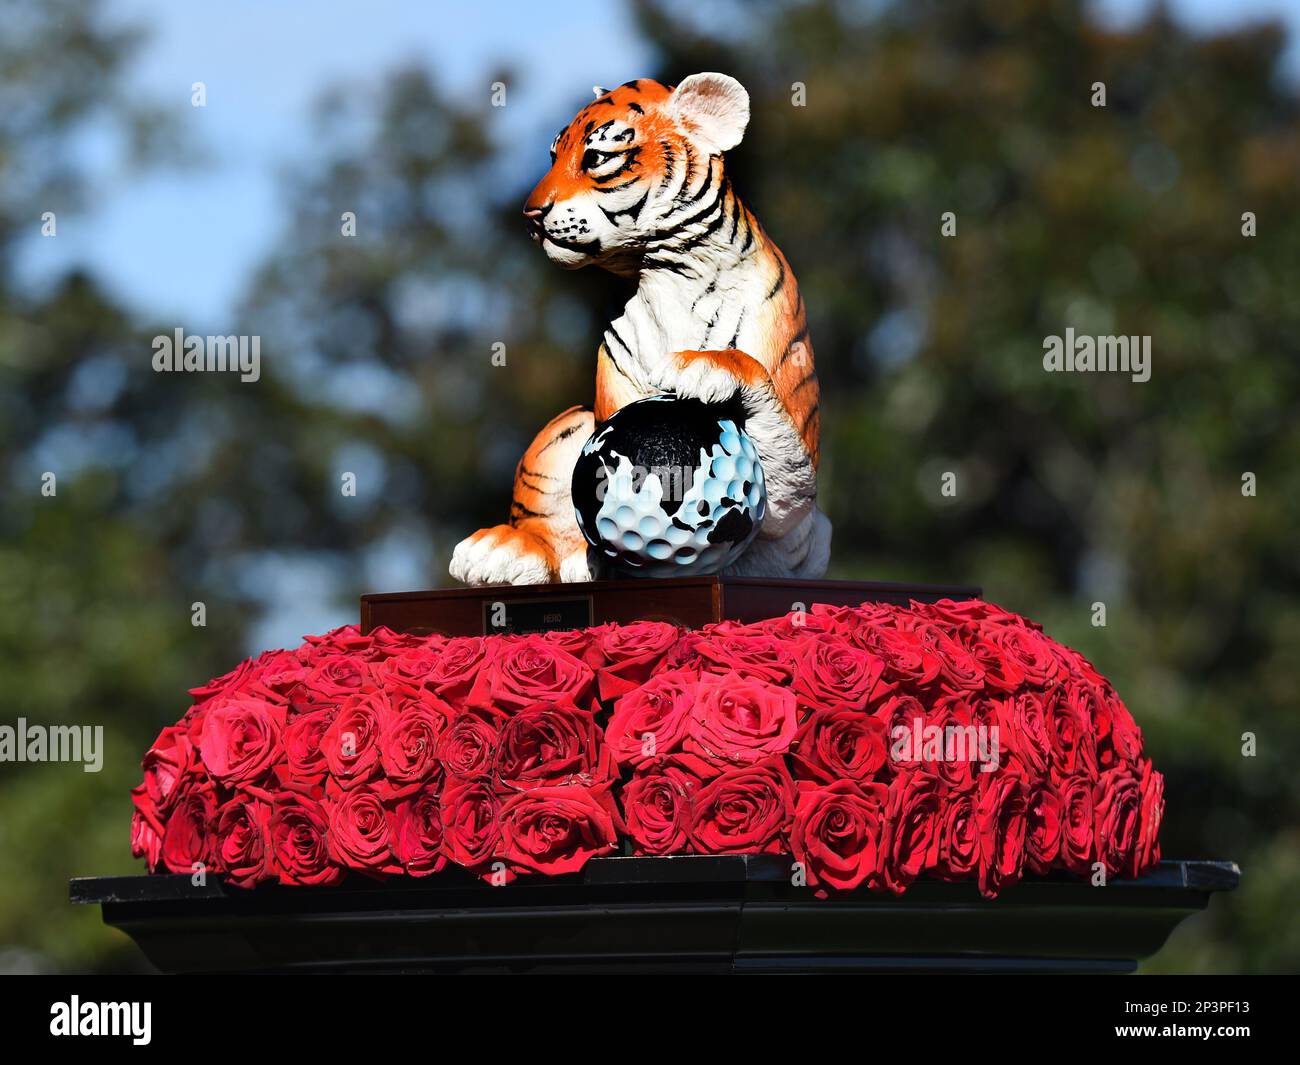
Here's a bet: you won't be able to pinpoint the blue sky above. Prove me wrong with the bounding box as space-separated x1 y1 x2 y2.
16 0 656 326
14 0 1299 332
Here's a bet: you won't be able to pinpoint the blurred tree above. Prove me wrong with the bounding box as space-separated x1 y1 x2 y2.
1 0 1296 972
0 0 233 970
629 0 1300 972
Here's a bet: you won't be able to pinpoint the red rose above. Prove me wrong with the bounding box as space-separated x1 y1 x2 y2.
916 598 1024 636
426 636 492 709
604 668 697 769
791 779 890 894
1059 644 1107 688
437 709 501 780
687 672 798 767
161 782 217 874
130 804 164 873
375 644 446 689
187 657 258 704
1057 774 1096 875
989 624 1065 689
366 625 427 660
303 653 370 700
914 695 985 792
182 701 211 742
1024 784 1063 876
1048 684 1099 779
541 627 602 667
994 691 1052 783
790 707 889 784
327 783 401 876
847 601 910 628
1093 684 1143 768
928 788 979 881
467 636 596 715
141 724 197 814
281 706 335 782
498 785 619 875
300 624 378 661
198 694 285 786
884 771 942 892
689 758 794 855
1094 763 1143 879
760 610 840 640
790 635 885 713
391 784 447 876
440 777 502 870
621 767 700 855
977 773 1028 897
594 621 681 701
244 649 310 700
380 691 452 784
495 702 611 790
916 624 986 694
1137 760 1164 873
654 630 705 673
213 792 273 888
321 691 392 788
702 619 763 637
687 633 795 685
874 692 926 770
969 638 1025 692
861 626 943 694
270 792 342 886
806 602 867 633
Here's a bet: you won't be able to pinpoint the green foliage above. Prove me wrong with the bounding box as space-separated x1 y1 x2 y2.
0 0 1296 971
633 0 1300 973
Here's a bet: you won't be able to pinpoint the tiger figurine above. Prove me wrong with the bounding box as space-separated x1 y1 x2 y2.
450 72 831 585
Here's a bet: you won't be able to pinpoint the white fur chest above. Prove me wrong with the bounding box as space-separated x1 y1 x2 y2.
606 265 766 386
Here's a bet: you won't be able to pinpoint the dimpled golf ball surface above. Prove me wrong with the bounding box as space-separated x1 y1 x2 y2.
572 395 766 577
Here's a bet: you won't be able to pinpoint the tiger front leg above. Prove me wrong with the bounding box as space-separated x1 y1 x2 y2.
650 349 819 544
449 406 595 586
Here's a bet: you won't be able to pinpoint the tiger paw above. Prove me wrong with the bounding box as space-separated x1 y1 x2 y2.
558 546 593 583
654 349 766 407
449 525 556 586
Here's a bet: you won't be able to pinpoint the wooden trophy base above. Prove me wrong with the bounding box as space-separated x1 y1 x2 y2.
360 575 982 638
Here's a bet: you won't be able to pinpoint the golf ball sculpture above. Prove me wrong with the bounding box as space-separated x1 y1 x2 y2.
572 395 767 576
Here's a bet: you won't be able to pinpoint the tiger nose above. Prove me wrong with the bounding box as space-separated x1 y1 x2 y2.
523 204 549 240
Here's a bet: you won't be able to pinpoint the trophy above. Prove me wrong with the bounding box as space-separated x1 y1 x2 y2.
368 74 974 635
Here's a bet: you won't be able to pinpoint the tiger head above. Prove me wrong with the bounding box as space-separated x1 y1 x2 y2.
523 73 750 274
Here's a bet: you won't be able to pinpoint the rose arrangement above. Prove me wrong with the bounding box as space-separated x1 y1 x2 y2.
130 599 1163 897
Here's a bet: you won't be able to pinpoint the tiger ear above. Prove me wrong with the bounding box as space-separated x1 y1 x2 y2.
668 72 750 154
593 85 609 98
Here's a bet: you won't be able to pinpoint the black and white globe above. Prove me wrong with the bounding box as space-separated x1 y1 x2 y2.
572 395 766 577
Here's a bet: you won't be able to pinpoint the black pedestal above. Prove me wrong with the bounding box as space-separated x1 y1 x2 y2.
70 857 1237 974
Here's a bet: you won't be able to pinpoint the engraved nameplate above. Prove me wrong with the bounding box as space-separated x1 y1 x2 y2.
482 595 595 635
